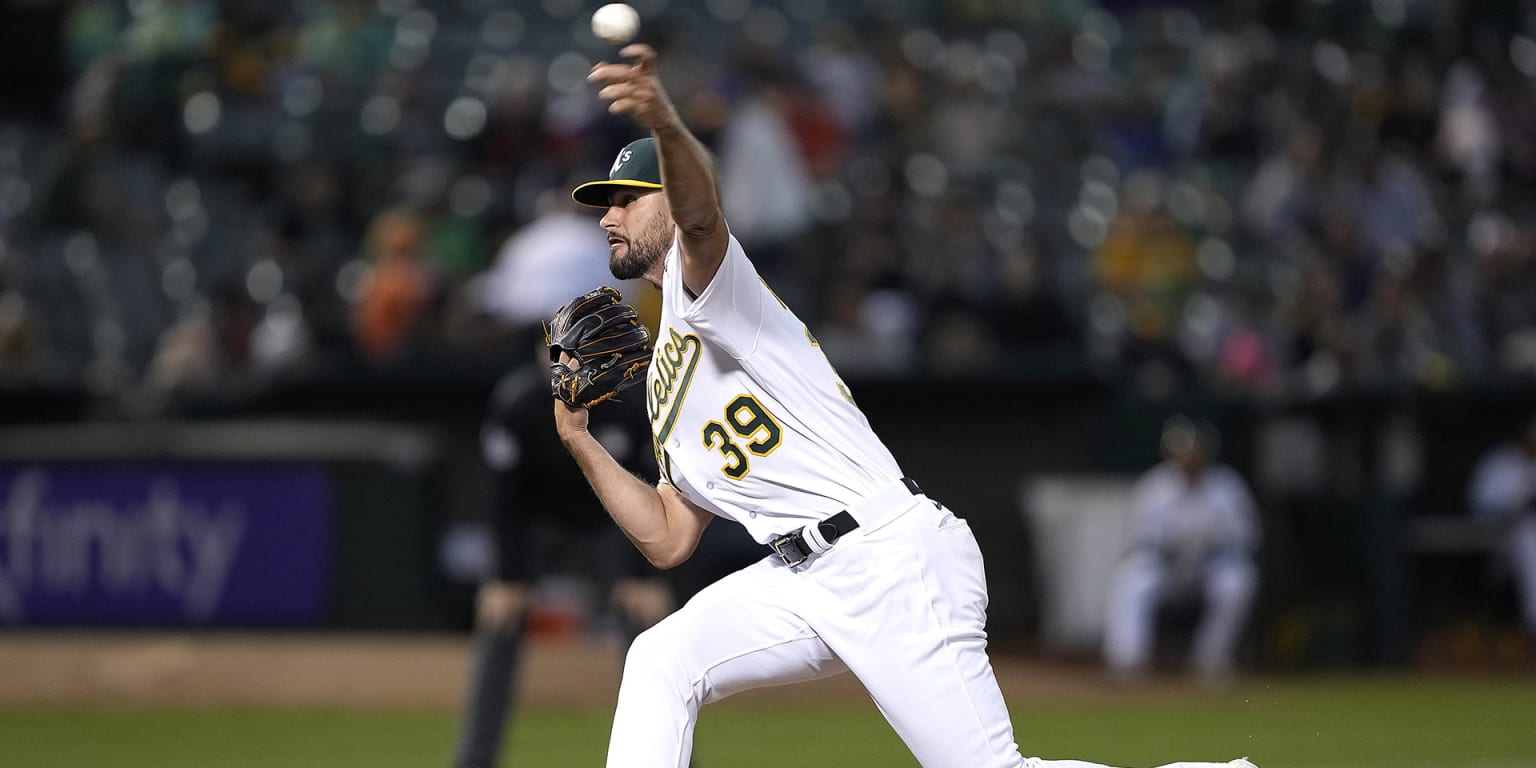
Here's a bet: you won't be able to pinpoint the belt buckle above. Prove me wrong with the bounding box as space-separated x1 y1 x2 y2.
769 532 809 567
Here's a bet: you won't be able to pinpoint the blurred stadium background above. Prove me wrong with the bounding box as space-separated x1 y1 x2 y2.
2 0 1536 765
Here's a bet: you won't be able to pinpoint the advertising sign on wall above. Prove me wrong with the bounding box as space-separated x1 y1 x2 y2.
0 462 331 627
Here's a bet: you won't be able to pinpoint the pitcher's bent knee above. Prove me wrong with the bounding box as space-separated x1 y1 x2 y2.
620 621 698 702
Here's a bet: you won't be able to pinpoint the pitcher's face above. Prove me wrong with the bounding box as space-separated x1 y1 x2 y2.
601 189 674 283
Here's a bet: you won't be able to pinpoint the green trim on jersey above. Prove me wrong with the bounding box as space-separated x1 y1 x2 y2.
649 327 703 451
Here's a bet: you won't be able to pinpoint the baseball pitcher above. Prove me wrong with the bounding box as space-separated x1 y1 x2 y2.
548 43 1259 768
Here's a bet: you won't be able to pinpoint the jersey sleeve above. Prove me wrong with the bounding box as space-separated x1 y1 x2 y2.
676 232 765 360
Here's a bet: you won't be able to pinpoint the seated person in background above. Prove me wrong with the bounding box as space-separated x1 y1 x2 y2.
1467 415 1536 638
1104 416 1261 686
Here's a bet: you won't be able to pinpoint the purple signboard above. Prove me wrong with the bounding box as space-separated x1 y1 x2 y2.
0 462 331 627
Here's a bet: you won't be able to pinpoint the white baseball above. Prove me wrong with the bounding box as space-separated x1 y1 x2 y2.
591 3 640 45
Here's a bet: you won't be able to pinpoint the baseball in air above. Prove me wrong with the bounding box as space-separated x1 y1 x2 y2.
591 3 640 45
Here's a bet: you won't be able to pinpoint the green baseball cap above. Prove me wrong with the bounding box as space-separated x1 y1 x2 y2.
571 138 663 207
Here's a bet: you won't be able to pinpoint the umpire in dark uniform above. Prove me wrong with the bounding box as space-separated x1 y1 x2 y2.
452 328 667 768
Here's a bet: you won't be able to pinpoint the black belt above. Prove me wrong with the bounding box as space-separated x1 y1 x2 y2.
767 477 922 567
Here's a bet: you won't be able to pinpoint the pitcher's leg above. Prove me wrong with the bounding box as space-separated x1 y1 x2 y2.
817 508 1027 767
605 559 846 768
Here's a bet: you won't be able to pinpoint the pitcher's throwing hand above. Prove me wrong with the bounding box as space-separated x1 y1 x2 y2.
588 45 679 130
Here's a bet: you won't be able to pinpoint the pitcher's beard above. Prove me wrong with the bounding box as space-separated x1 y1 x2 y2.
609 244 651 281
610 220 673 281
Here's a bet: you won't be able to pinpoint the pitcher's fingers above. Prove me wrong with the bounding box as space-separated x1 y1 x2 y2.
588 61 638 84
598 82 638 102
608 95 661 116
618 43 656 69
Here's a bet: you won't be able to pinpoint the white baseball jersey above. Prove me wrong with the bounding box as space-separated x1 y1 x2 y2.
612 226 1256 768
1126 463 1259 567
645 231 902 543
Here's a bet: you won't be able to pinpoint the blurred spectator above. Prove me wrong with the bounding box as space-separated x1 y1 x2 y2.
392 159 485 283
1474 212 1536 378
716 74 815 284
1353 268 1446 391
4 0 1536 394
798 23 880 143
142 286 255 397
977 235 1075 374
248 293 314 378
1241 122 1323 239
1357 145 1438 270
815 216 920 377
1095 170 1196 354
470 188 624 331
1104 416 1261 686
294 0 390 93
0 291 47 384
1437 62 1503 205
816 278 914 377
63 0 122 79
1467 416 1536 638
352 208 435 361
274 159 355 278
1207 291 1282 398
143 301 223 395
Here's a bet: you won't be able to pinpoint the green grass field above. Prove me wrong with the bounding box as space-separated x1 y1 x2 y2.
2 677 1533 767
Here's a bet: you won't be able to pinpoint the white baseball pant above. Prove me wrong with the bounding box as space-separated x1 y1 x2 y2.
606 485 1247 768
1103 550 1257 677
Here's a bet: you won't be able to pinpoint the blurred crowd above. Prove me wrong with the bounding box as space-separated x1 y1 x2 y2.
1 0 1535 411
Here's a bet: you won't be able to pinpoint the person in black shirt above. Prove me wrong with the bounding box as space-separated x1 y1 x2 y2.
450 330 667 768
